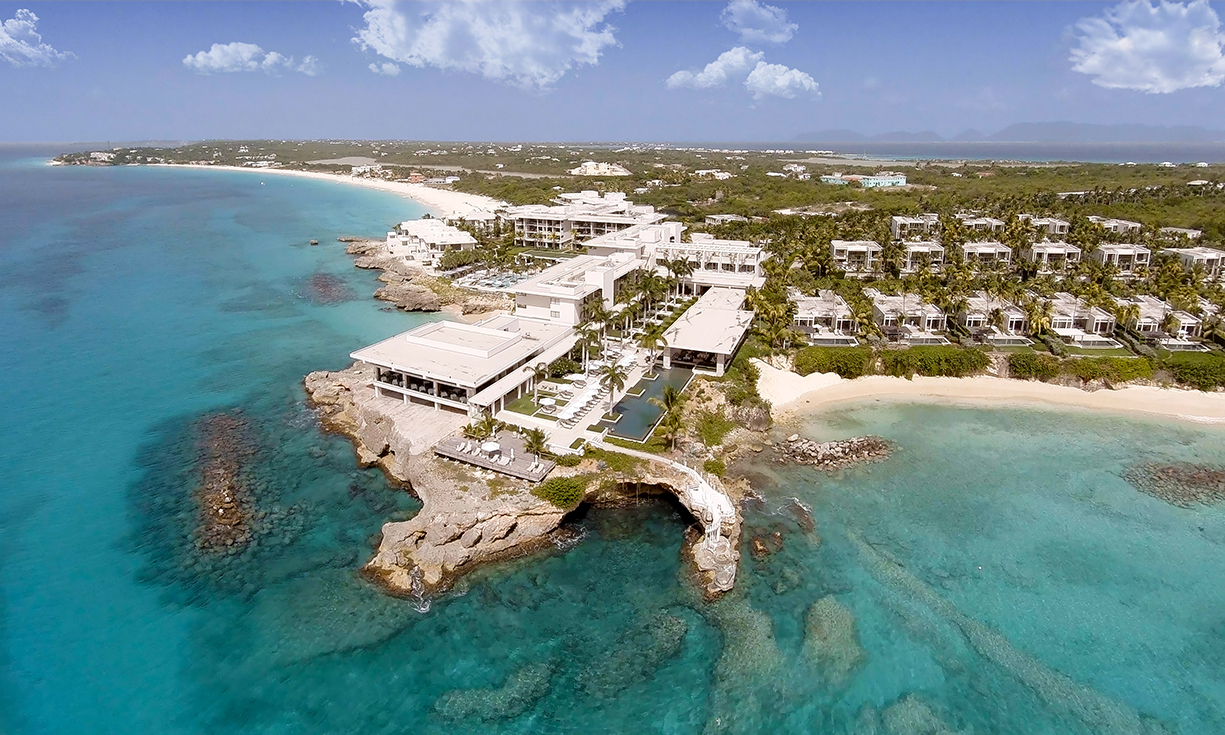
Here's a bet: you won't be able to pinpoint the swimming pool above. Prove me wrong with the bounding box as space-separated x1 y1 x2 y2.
596 367 694 441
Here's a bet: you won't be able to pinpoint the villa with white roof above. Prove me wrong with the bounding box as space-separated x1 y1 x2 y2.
1022 241 1081 274
831 240 883 274
789 288 858 346
902 241 945 273
864 288 948 344
890 213 939 240
351 314 575 417
1090 243 1150 274
1041 292 1120 348
1114 295 1202 340
1169 246 1225 281
959 291 1030 346
1088 216 1143 235
661 287 755 376
511 252 642 326
504 191 665 249
1159 227 1202 241
386 219 478 259
582 223 768 291
962 241 1012 269
956 214 1005 232
1018 215 1070 237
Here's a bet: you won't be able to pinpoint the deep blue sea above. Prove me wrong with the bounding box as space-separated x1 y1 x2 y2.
4 145 1225 735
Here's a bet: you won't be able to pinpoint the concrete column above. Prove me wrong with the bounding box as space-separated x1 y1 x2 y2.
715 353 725 377
663 347 672 370
432 380 439 411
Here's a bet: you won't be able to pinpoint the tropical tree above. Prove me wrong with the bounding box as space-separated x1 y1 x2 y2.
648 384 686 450
522 427 548 463
530 362 550 403
465 412 505 440
638 331 667 369
598 362 629 415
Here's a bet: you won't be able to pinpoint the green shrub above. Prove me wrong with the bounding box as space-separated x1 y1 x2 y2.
548 356 581 378
793 346 874 378
703 458 727 477
438 249 481 271
879 346 989 379
532 475 589 509
1165 353 1225 391
696 411 736 446
583 447 640 473
1063 356 1153 383
1008 352 1061 381
1041 334 1068 357
554 454 582 467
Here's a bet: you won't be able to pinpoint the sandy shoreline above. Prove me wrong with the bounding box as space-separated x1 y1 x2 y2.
754 360 1225 426
147 164 506 219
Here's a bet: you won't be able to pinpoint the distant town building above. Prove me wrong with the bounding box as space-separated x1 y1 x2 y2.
569 161 632 176
695 169 735 180
820 172 907 188
705 214 749 225
1159 226 1203 240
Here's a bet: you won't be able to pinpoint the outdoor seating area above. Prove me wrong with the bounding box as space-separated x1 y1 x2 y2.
453 268 534 291
434 431 555 482
554 351 636 429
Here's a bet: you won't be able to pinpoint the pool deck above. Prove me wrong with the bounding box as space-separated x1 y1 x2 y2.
597 367 695 441
434 432 555 482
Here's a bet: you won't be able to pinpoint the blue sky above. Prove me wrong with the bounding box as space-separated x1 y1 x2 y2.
3 1 1225 142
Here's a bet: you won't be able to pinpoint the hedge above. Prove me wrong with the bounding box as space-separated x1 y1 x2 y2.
879 346 989 379
531 475 589 509
1008 352 1061 381
1164 353 1225 391
1009 353 1154 384
794 346 874 379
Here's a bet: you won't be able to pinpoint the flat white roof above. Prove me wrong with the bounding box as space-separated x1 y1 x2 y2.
831 239 882 250
865 288 945 318
351 315 572 389
664 287 754 355
1170 246 1225 259
790 288 853 319
1095 243 1150 255
964 241 1011 254
1027 241 1081 254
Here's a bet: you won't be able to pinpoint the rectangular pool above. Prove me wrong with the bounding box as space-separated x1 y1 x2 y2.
595 367 694 441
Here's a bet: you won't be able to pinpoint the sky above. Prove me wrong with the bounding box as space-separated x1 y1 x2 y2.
4 1 1225 143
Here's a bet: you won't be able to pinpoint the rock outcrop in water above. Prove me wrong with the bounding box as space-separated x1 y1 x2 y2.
1121 462 1225 507
342 238 509 314
194 413 257 553
803 595 865 688
776 435 893 471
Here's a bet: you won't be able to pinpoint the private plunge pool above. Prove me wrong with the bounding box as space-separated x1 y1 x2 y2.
595 367 694 442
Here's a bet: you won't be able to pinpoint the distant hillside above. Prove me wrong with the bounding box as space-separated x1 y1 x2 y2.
796 122 1225 144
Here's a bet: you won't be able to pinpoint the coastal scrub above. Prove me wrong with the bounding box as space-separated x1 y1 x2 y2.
531 475 590 510
794 346 874 379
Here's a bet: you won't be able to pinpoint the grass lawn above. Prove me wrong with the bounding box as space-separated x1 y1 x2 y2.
506 394 537 415
1061 346 1135 357
990 345 1038 354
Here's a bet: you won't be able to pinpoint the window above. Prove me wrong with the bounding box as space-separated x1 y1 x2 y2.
550 310 560 318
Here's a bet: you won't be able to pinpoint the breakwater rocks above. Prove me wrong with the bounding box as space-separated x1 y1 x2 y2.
342 238 509 314
1122 462 1225 507
194 412 257 553
776 435 893 471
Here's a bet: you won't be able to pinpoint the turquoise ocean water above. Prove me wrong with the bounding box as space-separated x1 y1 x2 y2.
4 147 1225 734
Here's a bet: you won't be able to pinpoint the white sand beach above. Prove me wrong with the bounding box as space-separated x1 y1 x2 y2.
150 164 506 219
754 360 1225 425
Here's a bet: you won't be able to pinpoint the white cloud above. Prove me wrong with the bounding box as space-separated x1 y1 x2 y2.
351 0 626 91
1070 0 1225 93
0 9 73 68
667 46 818 100
370 61 401 76
720 0 797 45
182 42 321 76
744 61 818 99
666 46 763 89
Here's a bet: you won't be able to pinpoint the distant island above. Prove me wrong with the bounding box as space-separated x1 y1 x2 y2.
797 122 1225 145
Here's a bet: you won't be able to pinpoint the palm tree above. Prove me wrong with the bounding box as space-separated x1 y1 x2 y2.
466 412 505 440
530 362 550 403
648 384 686 450
598 361 629 415
575 323 599 372
638 332 667 370
522 427 548 463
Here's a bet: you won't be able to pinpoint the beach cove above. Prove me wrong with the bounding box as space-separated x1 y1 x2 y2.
6 148 1225 734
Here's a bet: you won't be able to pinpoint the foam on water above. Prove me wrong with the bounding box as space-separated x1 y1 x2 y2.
4 148 1225 734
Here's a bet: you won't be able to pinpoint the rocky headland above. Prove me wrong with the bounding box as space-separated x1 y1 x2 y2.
305 363 742 599
340 237 510 314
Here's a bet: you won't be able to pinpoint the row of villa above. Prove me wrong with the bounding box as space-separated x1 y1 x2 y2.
792 286 1213 351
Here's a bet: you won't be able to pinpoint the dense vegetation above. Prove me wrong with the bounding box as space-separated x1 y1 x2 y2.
878 346 990 378
531 476 589 510
794 346 875 378
1164 353 1225 391
1008 353 1156 383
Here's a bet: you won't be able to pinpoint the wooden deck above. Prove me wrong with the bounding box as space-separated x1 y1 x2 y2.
433 432 555 482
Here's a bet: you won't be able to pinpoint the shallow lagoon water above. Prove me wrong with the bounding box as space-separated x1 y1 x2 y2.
4 149 1225 734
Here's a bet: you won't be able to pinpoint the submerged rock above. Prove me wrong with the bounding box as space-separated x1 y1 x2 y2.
303 272 355 305
194 412 257 554
577 612 689 698
803 595 865 688
433 660 555 722
1122 462 1225 507
881 695 965 735
777 435 893 471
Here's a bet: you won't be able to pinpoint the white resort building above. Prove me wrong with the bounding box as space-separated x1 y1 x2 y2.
959 291 1031 346
962 241 1012 269
1114 295 1203 342
902 241 945 273
890 213 939 240
1018 215 1070 237
831 240 883 274
569 161 632 176
1159 227 1202 240
1042 292 1120 349
1169 246 1225 281
1088 216 1143 235
864 288 949 344
581 223 768 291
1022 241 1081 274
387 219 478 260
510 253 642 326
351 314 575 417
504 191 665 250
661 287 755 376
789 288 858 346
1090 243 1150 274
956 214 1005 232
